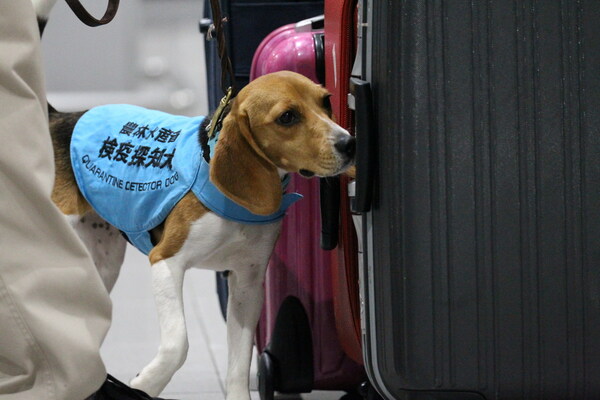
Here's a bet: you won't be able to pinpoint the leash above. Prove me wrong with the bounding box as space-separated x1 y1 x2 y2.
206 0 236 98
205 0 236 141
64 0 120 27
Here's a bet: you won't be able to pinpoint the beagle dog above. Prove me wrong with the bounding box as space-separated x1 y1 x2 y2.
34 2 354 398
43 33 354 400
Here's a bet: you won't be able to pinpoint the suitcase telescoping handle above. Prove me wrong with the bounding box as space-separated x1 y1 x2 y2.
349 77 375 213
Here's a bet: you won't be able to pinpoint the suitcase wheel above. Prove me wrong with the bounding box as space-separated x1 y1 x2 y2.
357 381 384 400
258 351 277 400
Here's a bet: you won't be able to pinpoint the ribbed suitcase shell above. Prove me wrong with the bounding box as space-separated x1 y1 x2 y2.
256 175 365 390
359 1 600 399
251 19 365 392
250 22 323 83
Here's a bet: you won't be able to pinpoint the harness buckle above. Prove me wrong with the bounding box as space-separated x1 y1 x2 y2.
207 87 233 139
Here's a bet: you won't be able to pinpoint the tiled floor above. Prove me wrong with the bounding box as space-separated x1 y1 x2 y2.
100 246 345 399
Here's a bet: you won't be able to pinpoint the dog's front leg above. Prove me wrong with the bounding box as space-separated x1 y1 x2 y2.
226 265 267 400
130 258 188 397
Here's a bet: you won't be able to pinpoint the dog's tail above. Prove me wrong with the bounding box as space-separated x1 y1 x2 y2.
32 0 58 36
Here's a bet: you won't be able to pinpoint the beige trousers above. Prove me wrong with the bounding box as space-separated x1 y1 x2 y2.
0 1 112 399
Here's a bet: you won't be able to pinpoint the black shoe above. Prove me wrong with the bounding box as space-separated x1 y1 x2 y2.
86 374 176 400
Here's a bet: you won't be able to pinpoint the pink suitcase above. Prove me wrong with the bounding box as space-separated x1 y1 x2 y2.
250 16 365 400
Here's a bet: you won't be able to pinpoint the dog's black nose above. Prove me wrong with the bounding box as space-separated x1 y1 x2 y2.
334 135 356 159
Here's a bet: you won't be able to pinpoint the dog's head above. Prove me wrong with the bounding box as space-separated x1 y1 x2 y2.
211 70 355 215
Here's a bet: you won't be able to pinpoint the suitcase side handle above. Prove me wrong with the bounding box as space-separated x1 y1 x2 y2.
349 78 375 213
320 176 340 250
295 15 325 32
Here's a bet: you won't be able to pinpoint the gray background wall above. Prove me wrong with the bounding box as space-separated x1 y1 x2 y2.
41 0 208 116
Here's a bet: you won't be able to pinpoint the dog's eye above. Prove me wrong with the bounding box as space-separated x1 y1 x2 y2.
277 110 299 126
323 95 332 114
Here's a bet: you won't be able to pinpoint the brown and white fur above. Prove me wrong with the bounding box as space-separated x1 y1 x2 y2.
35 2 355 397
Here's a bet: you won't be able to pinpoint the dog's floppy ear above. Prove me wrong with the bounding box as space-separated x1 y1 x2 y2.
210 110 282 216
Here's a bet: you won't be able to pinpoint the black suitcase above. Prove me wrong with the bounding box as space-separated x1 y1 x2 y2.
351 1 600 399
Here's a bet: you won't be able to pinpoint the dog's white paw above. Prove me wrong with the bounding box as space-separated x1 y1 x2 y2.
225 392 251 400
225 383 251 400
129 370 166 398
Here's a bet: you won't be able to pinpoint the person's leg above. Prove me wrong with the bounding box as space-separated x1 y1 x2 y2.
0 1 112 399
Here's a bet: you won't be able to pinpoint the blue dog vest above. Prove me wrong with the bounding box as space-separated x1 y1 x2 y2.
71 104 302 255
